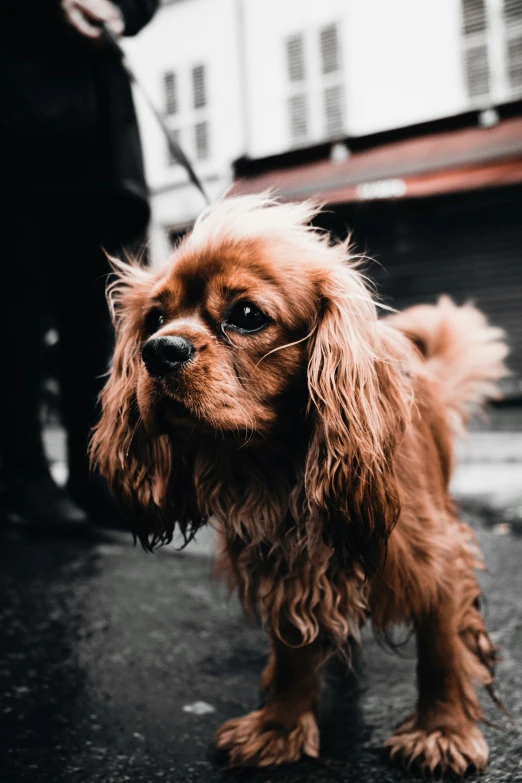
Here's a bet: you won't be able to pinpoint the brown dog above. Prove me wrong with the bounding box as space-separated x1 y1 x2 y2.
91 196 508 775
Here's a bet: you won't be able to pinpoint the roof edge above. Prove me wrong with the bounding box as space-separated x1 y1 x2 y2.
233 99 522 178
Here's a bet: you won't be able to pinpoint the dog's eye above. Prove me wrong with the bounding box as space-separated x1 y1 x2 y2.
224 301 270 333
145 308 165 336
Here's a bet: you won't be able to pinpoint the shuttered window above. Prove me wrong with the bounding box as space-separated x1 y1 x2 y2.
285 23 344 143
504 0 522 25
504 0 522 92
321 24 344 137
465 45 491 96
164 65 211 170
461 0 522 101
195 121 209 160
320 24 340 73
286 34 305 82
192 65 207 109
324 85 344 135
288 94 308 142
163 71 178 115
461 0 491 100
507 35 522 86
462 0 487 34
167 128 181 166
286 32 307 142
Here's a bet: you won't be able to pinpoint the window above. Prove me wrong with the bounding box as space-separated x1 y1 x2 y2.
163 71 177 115
461 0 522 102
192 65 207 109
507 34 522 87
288 94 308 142
163 64 211 170
285 23 345 145
195 121 209 160
462 0 487 34
320 24 340 74
286 34 305 82
319 23 344 138
504 0 522 25
167 128 181 166
324 85 344 135
461 0 491 100
286 32 308 142
504 0 522 90
465 44 491 96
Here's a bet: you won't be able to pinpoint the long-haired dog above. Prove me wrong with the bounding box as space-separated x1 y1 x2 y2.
91 196 508 775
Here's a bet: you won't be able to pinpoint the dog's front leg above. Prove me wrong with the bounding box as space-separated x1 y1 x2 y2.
215 635 323 767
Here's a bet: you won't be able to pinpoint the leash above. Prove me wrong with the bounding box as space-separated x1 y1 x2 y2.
102 25 211 206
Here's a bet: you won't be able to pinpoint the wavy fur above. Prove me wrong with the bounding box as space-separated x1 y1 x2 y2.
91 194 508 775
388 295 508 427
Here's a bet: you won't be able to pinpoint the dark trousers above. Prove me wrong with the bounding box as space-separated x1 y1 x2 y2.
0 193 115 486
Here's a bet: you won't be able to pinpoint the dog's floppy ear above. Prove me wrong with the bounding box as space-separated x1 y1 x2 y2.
305 262 409 573
90 259 202 550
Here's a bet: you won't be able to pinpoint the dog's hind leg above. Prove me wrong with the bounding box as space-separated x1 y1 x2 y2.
384 539 496 776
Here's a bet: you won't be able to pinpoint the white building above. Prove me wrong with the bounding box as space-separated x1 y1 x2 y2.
124 0 522 262
124 0 245 261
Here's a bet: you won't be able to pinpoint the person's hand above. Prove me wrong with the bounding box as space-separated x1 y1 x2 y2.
62 0 125 39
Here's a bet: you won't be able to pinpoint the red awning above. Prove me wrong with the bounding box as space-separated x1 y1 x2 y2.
231 116 522 203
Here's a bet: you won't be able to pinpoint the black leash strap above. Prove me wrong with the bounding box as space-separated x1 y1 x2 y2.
102 25 211 206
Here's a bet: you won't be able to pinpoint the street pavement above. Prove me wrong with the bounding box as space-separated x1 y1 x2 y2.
1 498 521 783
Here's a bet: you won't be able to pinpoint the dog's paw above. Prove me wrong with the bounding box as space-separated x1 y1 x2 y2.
214 708 319 767
384 716 488 776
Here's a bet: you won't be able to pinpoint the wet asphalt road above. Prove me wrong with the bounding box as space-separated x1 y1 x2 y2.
1 511 521 783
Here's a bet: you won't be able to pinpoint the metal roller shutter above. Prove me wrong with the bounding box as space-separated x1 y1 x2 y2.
319 185 522 397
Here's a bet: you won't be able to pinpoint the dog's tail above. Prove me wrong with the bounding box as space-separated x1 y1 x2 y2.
390 296 509 428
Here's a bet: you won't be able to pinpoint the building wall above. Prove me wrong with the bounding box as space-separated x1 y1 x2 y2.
125 0 522 262
345 0 465 136
242 0 465 157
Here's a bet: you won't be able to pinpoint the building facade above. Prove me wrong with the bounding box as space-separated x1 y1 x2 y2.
126 0 522 393
124 0 245 261
126 0 522 259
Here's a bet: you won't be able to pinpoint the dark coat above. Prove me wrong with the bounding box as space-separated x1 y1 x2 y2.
0 0 159 245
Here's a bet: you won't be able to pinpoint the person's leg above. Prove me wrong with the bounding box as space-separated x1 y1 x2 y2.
52 231 118 519
0 194 88 531
0 195 51 478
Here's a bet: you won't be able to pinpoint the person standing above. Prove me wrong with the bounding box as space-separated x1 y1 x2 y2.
0 0 159 531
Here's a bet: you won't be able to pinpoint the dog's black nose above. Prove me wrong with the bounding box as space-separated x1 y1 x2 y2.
142 336 195 376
